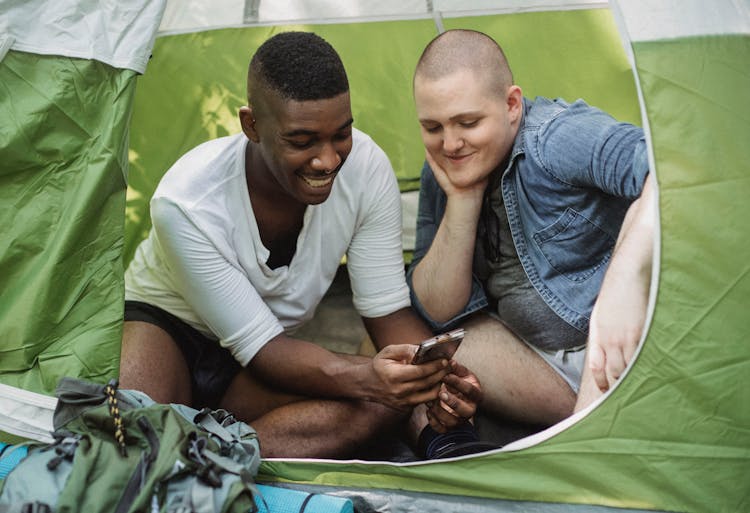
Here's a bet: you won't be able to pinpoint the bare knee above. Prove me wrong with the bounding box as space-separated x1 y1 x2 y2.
252 400 403 458
119 321 191 405
451 313 576 425
218 369 302 423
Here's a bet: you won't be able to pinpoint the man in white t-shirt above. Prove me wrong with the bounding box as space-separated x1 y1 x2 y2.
120 32 482 458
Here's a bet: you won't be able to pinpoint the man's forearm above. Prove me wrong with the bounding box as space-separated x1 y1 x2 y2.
363 307 433 351
612 174 655 273
411 196 482 323
250 335 373 400
579 173 656 400
250 332 449 411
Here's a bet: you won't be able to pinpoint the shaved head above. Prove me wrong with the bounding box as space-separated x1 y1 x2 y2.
415 29 513 97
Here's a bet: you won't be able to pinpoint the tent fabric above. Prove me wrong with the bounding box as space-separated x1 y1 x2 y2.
157 0 608 33
255 3 750 513
0 384 55 445
265 484 666 513
0 0 165 397
0 0 166 74
0 0 748 512
0 51 131 393
614 0 749 41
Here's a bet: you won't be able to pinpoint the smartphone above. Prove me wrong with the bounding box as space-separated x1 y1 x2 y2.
411 328 465 365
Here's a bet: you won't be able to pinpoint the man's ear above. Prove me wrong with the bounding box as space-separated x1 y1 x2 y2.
239 106 259 143
507 85 523 124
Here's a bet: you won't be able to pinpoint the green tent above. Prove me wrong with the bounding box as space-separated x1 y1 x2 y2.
0 0 747 511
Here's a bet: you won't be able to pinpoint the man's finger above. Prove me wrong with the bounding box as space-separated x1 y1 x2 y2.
443 373 482 403
439 391 476 419
403 385 442 407
428 401 463 430
623 337 638 366
426 407 448 434
377 343 419 363
605 348 626 389
588 344 609 392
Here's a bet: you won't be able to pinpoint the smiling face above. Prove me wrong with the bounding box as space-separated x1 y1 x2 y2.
415 69 522 189
241 90 353 206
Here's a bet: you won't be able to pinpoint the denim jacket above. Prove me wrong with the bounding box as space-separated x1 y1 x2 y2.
407 97 649 333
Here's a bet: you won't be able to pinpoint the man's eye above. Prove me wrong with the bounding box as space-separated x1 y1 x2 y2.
459 120 478 128
423 125 441 134
287 139 313 149
334 130 352 141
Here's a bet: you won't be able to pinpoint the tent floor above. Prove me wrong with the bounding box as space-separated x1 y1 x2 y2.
269 483 669 513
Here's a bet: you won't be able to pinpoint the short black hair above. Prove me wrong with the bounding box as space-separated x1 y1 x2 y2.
248 31 349 102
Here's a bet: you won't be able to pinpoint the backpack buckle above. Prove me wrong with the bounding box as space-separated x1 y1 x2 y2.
21 502 52 513
187 433 222 488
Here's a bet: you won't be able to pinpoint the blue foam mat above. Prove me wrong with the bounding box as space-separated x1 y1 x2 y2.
0 443 29 480
256 484 353 513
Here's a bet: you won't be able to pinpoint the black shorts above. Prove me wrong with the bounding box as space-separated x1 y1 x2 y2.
124 300 242 408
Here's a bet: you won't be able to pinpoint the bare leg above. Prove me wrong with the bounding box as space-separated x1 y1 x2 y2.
218 368 405 458
454 314 576 425
119 321 191 405
121 321 406 458
250 400 403 458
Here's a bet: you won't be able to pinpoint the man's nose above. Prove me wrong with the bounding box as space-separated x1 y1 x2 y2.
311 143 341 172
442 128 464 153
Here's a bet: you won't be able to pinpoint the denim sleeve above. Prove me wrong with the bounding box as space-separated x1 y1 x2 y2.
406 162 488 332
537 100 649 199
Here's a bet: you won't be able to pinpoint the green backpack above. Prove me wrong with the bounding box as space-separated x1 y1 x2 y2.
0 377 261 513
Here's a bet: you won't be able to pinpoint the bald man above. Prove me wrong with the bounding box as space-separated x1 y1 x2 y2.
406 29 655 431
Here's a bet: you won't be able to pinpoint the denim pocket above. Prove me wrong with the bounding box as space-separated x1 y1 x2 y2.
534 208 614 283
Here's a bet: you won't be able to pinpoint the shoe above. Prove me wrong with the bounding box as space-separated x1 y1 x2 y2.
430 440 500 459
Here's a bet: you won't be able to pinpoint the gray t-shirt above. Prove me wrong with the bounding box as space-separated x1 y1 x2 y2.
475 175 586 351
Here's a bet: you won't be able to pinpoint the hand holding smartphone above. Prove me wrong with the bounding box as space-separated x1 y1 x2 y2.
411 328 465 365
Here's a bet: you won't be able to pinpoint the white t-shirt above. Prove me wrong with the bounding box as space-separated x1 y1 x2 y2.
125 129 410 366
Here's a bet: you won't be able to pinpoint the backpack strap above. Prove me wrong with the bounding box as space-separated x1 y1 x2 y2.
46 431 81 470
113 415 160 513
0 502 53 513
192 409 235 443
298 493 317 513
192 409 259 463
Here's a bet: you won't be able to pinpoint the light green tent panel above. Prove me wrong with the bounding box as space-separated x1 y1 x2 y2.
124 6 641 264
443 8 641 125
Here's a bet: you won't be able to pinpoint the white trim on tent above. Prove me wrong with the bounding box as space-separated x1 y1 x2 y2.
607 0 663 416
0 35 13 63
0 0 167 73
157 0 608 35
0 384 55 444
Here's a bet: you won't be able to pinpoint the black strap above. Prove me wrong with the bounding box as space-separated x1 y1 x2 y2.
113 416 160 513
0 501 52 513
298 493 317 513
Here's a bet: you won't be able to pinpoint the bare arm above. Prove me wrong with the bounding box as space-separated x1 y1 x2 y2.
363 306 433 350
410 152 488 323
582 173 656 398
248 331 450 411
